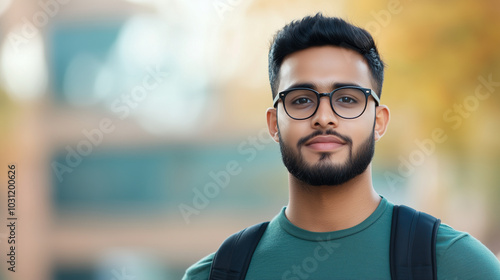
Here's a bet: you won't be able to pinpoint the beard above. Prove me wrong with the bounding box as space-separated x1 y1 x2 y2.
278 127 375 186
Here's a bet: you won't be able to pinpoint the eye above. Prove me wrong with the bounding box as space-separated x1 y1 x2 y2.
291 97 314 105
285 89 317 108
336 96 357 104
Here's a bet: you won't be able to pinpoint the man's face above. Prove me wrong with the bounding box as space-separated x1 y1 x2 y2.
272 46 379 186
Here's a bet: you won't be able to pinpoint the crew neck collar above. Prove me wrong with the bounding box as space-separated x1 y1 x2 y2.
277 196 389 241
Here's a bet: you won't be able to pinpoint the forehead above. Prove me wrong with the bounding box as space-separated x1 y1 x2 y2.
277 46 373 92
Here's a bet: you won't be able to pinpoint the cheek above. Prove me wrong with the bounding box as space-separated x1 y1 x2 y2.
348 113 375 147
276 107 287 134
277 109 306 144
340 102 374 131
354 104 376 128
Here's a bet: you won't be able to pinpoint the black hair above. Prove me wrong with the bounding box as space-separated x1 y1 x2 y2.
268 13 385 99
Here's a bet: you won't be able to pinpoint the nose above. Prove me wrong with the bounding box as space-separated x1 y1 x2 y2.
310 96 339 128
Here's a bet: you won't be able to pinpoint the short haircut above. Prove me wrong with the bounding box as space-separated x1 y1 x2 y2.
268 13 385 99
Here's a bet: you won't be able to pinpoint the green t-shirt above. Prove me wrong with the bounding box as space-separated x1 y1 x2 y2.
183 197 500 279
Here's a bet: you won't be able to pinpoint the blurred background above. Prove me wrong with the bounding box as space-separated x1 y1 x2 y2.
0 0 499 279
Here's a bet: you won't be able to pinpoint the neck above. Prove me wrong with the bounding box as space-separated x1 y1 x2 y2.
285 165 381 232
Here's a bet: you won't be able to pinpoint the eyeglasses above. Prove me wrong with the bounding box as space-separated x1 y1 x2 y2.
273 86 380 120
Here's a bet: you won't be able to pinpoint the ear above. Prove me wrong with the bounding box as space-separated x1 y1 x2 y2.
374 105 390 141
266 107 279 143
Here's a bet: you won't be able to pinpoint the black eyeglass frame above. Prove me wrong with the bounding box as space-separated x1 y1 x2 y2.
272 85 380 120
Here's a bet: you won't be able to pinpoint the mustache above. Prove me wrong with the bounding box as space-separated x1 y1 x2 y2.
297 129 352 150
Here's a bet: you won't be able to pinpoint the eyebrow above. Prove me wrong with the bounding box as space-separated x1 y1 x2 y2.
285 82 362 92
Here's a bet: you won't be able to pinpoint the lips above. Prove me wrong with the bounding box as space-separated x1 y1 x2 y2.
305 135 346 151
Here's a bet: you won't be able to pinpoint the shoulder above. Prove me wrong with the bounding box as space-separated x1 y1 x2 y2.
182 252 214 280
436 223 500 279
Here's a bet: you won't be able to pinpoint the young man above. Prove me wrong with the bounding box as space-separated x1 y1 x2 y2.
183 14 500 279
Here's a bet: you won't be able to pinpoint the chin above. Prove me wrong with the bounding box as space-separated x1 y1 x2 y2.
304 153 347 165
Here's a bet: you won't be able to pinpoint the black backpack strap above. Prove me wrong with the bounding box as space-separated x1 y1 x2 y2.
209 222 269 280
390 205 441 280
